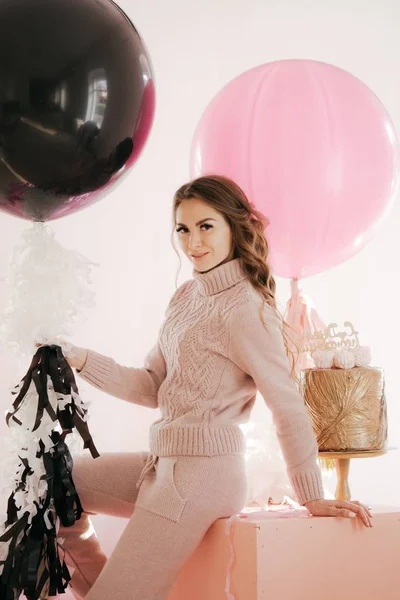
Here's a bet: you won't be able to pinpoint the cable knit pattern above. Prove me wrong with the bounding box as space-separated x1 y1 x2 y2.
79 258 324 505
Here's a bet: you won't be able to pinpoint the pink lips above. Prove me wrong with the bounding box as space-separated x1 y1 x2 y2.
191 253 209 260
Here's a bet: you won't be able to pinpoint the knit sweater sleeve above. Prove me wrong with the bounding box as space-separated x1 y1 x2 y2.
76 281 192 408
78 341 166 409
227 299 324 505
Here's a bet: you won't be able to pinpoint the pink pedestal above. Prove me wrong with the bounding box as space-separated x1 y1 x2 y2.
167 505 400 600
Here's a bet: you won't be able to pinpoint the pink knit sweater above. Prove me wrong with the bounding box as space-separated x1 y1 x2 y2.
79 258 324 505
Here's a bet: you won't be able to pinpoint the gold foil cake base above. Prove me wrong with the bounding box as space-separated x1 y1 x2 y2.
301 367 387 452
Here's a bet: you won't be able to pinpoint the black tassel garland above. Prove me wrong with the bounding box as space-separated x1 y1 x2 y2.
0 345 98 600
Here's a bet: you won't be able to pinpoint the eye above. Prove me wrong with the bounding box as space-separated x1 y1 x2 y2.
176 226 188 234
200 223 213 230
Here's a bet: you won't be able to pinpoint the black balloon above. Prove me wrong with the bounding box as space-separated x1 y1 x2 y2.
0 0 155 221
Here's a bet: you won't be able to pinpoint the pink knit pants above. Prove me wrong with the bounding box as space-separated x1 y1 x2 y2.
58 452 247 600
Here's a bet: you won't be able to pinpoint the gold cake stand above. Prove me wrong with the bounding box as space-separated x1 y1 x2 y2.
318 449 387 501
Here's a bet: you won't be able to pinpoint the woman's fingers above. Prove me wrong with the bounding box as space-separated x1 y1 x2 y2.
335 507 358 519
335 501 373 527
305 499 373 528
352 500 373 518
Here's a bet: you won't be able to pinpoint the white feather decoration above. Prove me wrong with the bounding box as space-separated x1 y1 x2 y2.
0 222 96 355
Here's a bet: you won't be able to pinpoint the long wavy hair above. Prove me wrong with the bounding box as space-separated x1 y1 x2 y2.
171 174 297 378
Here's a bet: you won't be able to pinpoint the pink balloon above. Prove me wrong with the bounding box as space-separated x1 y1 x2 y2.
190 60 400 279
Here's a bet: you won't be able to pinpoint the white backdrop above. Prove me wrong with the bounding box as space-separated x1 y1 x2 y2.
1 0 400 554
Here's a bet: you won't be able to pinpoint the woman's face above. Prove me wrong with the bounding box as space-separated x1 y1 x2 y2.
175 198 234 272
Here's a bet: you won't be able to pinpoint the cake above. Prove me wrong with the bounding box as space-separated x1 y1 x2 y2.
300 322 387 453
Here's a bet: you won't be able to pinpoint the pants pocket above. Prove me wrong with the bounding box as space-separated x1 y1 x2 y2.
135 457 187 523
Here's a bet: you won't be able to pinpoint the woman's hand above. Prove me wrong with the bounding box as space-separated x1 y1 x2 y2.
36 340 88 371
304 499 373 528
64 345 88 371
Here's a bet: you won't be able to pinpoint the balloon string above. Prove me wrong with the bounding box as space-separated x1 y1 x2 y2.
224 514 240 600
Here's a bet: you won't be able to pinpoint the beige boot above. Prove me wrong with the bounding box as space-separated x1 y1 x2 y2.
57 513 107 600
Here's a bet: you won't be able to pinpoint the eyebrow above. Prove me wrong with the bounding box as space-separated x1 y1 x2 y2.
176 218 217 227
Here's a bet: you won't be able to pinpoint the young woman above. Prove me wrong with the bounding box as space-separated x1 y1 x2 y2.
59 175 372 600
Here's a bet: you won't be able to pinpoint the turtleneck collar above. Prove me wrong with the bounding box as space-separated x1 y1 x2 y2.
193 258 247 296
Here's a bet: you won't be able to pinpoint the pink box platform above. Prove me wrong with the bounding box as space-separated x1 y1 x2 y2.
167 505 400 600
